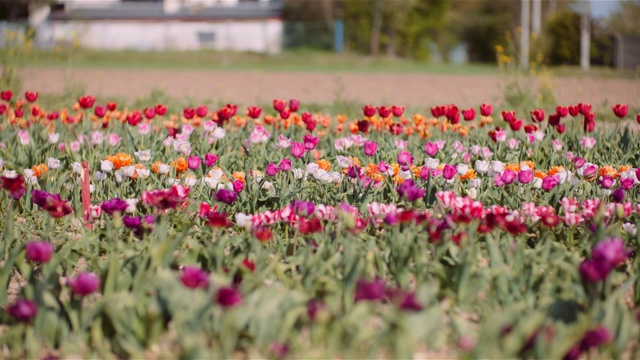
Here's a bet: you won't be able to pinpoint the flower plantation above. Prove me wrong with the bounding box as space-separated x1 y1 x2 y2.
0 90 639 358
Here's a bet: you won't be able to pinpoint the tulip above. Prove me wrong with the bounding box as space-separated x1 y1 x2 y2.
378 161 389 173
530 109 545 122
568 105 579 116
292 199 315 217
611 188 625 203
303 135 318 150
143 107 155 120
398 292 423 312
362 104 376 117
501 111 516 123
289 99 300 112
354 279 385 302
363 141 378 156
598 175 614 189
462 108 475 121
556 124 566 134
357 119 370 133
583 165 598 179
279 158 292 171
541 175 560 191
24 91 38 102
68 272 101 297
214 189 237 205
1 174 26 200
94 106 107 118
397 151 413 167
247 106 262 119
232 180 244 193
7 299 37 322
612 103 628 118
204 153 218 167
101 198 129 215
290 142 305 158
154 103 167 115
273 99 286 112
377 106 392 118
548 113 560 126
556 106 569 117
78 95 96 109
180 266 209 289
517 170 533 184
126 111 142 126
573 157 586 169
501 170 517 185
620 178 634 190
578 103 592 115
252 225 272 242
25 241 54 264
216 287 242 307
187 155 201 170
480 103 492 116
1 90 13 102
392 105 404 117
423 141 438 157
279 108 291 120
266 163 280 176
442 164 456 180
509 119 523 131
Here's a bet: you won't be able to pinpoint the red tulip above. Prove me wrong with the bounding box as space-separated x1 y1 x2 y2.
523 124 537 133
1 175 26 200
363 104 376 117
30 106 39 117
584 117 595 132
530 109 545 122
568 105 579 117
126 111 142 126
94 106 106 118
47 111 59 120
501 111 516 123
0 103 6 115
392 105 404 117
279 108 291 120
377 106 392 118
289 99 300 112
556 106 568 117
195 105 207 118
252 225 272 242
637 113 640 124
612 104 628 118
510 119 523 131
183 107 195 120
462 108 475 121
143 107 155 120
480 103 493 116
24 91 38 102
15 108 23 118
1 90 13 102
273 99 286 112
247 106 262 119
445 105 459 123
548 113 560 126
106 101 117 111
389 123 403 135
78 95 96 109
154 103 167 115
578 103 591 115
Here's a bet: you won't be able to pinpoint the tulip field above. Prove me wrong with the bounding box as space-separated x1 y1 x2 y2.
1 89 640 359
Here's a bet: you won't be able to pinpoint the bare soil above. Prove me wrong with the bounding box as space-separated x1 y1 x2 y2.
20 67 640 108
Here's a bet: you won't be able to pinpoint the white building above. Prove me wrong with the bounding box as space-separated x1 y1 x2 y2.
39 0 283 53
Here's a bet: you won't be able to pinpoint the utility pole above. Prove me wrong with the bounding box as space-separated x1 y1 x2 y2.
520 0 530 70
580 0 591 71
532 0 541 35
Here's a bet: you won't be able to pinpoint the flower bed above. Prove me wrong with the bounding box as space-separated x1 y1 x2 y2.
0 91 639 358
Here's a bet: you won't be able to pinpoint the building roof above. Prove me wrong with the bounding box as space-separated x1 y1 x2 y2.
50 1 283 21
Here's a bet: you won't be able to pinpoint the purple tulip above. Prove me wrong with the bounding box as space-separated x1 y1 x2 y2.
573 157 586 169
611 188 625 203
187 155 201 170
424 141 439 157
363 141 378 157
279 158 292 172
399 292 423 312
204 153 218 167
307 299 324 321
518 170 533 184
180 266 209 289
68 272 101 297
303 135 319 151
25 241 54 263
7 299 38 322
501 170 517 185
493 174 505 187
265 163 280 176
579 327 611 351
290 142 305 159
420 166 430 180
216 287 242 307
31 189 51 207
620 178 634 190
583 165 598 179
214 189 237 205
354 279 385 302
122 215 142 230
443 164 456 180
101 198 129 215
377 161 389 173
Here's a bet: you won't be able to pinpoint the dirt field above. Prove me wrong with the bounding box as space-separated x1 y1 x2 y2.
20 67 640 108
